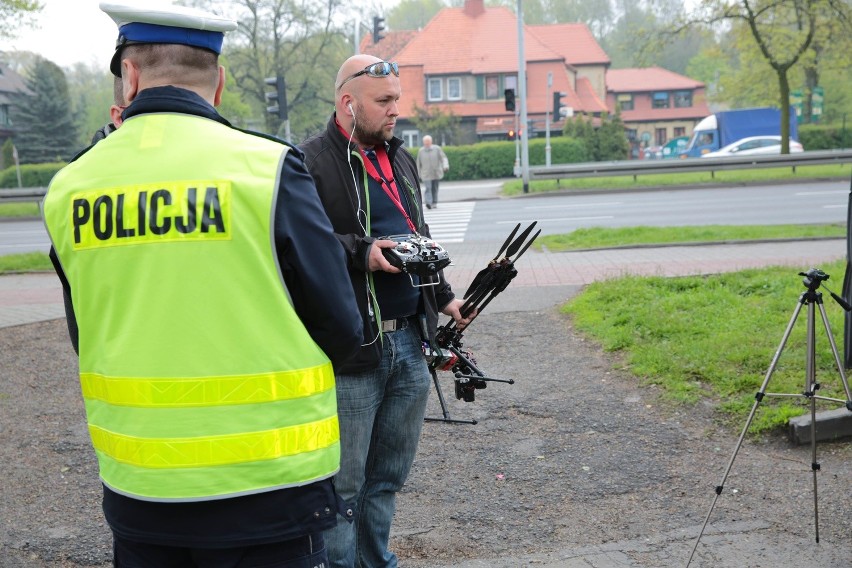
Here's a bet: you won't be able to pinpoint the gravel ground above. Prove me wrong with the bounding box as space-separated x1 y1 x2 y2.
2 310 851 567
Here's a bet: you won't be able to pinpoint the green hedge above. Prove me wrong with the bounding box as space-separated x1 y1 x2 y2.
411 137 589 181
798 124 852 150
0 162 65 188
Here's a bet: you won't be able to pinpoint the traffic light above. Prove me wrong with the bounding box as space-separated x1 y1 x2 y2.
507 129 515 140
552 91 565 117
373 16 385 44
504 88 515 112
265 74 288 120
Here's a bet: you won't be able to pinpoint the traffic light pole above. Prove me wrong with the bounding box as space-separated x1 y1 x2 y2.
516 0 529 193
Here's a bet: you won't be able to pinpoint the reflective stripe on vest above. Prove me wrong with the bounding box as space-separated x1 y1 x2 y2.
43 112 338 501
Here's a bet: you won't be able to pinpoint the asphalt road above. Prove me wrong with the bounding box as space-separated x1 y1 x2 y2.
2 178 848 255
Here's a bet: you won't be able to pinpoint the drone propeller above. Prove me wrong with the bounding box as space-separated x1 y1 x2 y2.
504 221 537 258
464 222 536 298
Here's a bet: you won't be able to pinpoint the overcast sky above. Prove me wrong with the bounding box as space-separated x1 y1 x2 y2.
0 1 119 68
0 0 382 69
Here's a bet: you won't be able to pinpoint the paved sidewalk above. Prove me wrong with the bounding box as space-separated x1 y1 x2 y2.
1 238 847 330
2 184 850 567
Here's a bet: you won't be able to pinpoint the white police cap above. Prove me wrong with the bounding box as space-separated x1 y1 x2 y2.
100 2 238 77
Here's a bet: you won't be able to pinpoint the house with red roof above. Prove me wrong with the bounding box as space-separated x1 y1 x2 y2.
607 67 710 153
360 0 710 155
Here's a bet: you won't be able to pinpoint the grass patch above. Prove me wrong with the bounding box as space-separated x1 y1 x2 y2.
562 259 850 434
504 164 851 195
0 252 52 274
0 202 40 218
538 224 847 252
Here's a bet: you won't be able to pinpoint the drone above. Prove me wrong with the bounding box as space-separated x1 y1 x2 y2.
425 221 540 424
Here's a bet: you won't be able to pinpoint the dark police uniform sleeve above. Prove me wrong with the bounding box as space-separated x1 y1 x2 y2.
273 149 363 368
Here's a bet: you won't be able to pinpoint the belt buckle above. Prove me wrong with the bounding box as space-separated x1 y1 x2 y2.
381 319 398 332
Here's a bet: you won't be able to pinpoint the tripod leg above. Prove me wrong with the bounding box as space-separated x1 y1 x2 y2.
807 301 821 543
817 301 852 406
686 299 805 568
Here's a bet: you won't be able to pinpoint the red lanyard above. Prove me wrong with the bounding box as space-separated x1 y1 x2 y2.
336 120 416 232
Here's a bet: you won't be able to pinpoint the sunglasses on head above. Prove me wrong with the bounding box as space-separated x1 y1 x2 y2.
338 61 399 89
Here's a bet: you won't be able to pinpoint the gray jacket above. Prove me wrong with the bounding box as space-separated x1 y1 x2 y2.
416 144 449 181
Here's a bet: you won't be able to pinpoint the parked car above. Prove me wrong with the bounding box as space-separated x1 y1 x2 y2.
701 135 804 157
642 145 663 160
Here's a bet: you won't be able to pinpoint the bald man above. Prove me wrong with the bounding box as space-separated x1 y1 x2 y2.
300 55 470 567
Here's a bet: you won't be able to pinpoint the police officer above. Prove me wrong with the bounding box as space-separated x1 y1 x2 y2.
42 2 362 566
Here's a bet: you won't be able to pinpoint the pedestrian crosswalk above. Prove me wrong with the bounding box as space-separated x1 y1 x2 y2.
423 201 475 244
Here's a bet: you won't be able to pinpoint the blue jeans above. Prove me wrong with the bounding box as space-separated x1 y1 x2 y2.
325 319 431 568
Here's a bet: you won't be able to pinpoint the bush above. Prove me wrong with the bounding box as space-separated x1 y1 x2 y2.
798 124 852 150
0 162 65 188
412 137 589 181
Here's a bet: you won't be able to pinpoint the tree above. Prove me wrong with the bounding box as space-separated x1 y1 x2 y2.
387 0 445 30
680 0 852 153
408 102 461 146
189 0 351 141
596 110 630 161
0 1 42 39
65 62 116 149
562 113 596 158
12 57 78 164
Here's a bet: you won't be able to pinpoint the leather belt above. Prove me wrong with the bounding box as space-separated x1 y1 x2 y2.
381 316 414 332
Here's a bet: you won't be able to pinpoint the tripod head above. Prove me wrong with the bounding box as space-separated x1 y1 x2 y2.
798 268 852 312
800 268 829 292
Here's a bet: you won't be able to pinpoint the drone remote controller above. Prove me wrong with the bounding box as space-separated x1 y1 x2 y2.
380 234 451 277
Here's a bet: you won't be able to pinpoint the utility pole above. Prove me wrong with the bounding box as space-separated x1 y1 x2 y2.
353 16 360 54
516 0 530 193
545 71 552 167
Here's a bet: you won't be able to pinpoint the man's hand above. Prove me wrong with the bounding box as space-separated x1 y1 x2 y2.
368 239 402 273
441 298 475 330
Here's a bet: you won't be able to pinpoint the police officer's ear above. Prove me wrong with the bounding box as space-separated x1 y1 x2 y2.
213 65 226 107
121 59 141 104
109 105 124 128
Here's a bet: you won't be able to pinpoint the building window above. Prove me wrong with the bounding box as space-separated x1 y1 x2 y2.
674 126 685 137
485 75 500 99
625 128 637 141
655 128 667 146
447 77 462 100
428 78 442 101
652 92 669 109
402 130 420 148
617 93 633 111
673 90 692 108
0 105 8 126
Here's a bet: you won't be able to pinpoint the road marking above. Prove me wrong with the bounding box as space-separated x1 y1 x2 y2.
497 216 613 224
425 202 475 244
523 202 623 209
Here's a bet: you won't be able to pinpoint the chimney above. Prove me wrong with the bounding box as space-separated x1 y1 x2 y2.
463 0 485 17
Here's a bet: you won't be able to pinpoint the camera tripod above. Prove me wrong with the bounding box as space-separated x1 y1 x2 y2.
686 268 852 567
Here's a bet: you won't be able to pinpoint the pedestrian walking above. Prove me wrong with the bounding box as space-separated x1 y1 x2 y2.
416 134 449 208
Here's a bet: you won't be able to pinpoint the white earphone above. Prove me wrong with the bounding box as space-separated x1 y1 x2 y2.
348 102 355 119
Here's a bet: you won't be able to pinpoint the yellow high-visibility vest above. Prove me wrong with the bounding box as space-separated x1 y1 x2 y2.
43 112 338 502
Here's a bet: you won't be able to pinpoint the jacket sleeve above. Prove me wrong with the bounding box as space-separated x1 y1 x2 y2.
48 247 80 355
273 148 363 368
